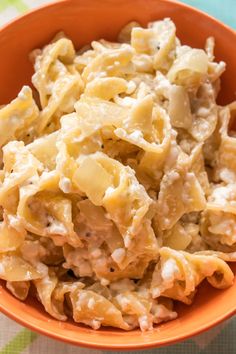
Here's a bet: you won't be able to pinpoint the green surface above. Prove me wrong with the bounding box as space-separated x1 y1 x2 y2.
0 329 37 354
0 0 28 13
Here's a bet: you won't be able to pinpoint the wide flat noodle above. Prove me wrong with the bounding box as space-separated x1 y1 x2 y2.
0 86 39 148
0 253 45 281
0 18 235 332
70 289 129 330
34 269 67 321
156 164 206 230
151 247 234 304
214 105 236 183
32 37 83 132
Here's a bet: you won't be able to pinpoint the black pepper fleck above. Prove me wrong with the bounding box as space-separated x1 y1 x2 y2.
110 267 115 272
85 232 91 237
67 269 76 278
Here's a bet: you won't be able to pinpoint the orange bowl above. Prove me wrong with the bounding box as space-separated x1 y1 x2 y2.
0 0 236 350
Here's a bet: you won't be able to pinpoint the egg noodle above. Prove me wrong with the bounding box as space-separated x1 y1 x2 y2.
0 19 236 331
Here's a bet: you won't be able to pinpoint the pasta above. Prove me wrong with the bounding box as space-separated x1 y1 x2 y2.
0 18 235 331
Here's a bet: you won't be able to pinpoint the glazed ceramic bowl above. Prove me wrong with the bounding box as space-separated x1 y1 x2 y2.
0 0 235 350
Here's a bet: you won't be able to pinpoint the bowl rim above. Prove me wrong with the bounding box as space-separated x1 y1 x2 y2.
0 0 235 350
0 288 235 350
0 0 235 36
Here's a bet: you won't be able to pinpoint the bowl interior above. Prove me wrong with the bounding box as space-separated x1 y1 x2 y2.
0 268 236 349
0 0 236 349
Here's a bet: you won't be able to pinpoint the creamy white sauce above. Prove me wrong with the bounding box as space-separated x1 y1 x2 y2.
126 80 136 94
138 315 153 331
0 263 5 275
59 177 72 193
111 248 126 264
100 278 110 286
161 258 179 281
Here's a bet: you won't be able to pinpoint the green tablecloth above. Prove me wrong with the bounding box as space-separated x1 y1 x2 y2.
0 1 235 353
